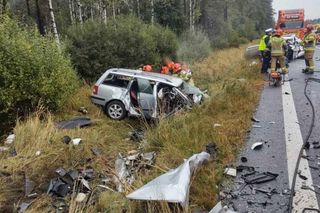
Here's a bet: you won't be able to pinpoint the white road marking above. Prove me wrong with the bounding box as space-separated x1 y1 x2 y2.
282 80 319 212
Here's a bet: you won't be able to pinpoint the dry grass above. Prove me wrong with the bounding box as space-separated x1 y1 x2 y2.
0 45 263 212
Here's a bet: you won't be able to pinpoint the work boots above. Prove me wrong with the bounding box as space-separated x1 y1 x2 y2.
302 68 314 74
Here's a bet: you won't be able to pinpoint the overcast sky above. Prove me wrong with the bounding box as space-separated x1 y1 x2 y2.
273 0 320 20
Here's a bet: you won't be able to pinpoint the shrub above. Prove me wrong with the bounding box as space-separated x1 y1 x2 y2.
66 16 178 82
0 16 78 119
177 29 211 63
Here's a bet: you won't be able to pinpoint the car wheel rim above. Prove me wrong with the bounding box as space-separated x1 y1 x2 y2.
108 104 123 119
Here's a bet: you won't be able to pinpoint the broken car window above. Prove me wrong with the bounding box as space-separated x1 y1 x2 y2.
137 78 154 94
103 74 130 88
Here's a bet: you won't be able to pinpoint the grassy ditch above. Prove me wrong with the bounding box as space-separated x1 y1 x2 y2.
0 45 263 212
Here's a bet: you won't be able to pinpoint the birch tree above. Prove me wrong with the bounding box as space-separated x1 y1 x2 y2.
48 0 60 47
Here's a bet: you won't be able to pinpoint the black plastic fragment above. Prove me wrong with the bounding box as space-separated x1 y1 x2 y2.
243 172 278 184
47 177 71 197
56 117 91 129
62 136 71 144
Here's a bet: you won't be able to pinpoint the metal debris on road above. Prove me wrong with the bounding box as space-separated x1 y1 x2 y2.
251 142 263 150
252 125 262 128
240 157 248 163
297 170 308 180
251 117 260 123
224 168 237 177
243 172 278 184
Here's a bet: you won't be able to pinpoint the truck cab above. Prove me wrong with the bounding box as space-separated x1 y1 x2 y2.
276 9 305 39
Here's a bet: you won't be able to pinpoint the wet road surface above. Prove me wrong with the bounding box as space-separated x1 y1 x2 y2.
225 47 320 213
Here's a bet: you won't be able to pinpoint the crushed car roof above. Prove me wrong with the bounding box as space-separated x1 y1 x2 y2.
108 68 184 87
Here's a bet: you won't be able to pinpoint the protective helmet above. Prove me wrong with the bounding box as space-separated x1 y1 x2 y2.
271 72 280 79
306 24 314 32
173 63 182 73
274 29 283 36
161 66 169 74
265 28 273 34
143 65 152 72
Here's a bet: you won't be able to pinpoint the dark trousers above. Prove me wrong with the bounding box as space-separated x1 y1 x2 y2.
261 51 271 73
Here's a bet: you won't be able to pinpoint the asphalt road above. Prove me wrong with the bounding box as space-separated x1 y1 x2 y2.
225 47 320 213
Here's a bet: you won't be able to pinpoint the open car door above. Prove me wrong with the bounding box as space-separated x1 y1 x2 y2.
136 78 157 119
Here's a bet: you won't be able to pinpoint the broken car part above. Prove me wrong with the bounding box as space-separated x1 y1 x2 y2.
56 117 91 129
251 142 263 150
242 172 278 184
127 152 210 208
47 177 71 197
62 136 71 144
224 168 237 177
5 133 15 144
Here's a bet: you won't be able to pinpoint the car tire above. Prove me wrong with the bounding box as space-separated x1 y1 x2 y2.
105 101 127 120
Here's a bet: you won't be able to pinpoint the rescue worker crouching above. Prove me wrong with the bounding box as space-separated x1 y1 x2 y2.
302 24 316 74
259 28 273 73
267 29 288 76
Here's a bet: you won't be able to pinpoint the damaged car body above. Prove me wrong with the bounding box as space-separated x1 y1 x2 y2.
91 69 206 120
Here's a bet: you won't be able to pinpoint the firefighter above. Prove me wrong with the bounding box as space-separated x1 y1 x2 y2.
268 29 288 76
172 63 182 77
142 64 153 72
302 24 316 74
161 57 175 75
259 28 273 73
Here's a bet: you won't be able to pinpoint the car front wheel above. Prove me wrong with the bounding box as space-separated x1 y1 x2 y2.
105 101 127 120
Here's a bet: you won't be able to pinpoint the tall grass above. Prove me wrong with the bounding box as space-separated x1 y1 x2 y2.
0 45 263 212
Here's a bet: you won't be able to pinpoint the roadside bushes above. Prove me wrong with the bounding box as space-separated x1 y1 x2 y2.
0 16 78 121
66 16 178 82
177 29 211 63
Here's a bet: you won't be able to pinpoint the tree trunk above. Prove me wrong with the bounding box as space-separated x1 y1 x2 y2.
26 0 31 16
35 0 46 35
68 0 74 24
102 3 107 24
76 0 83 25
189 0 193 31
136 0 140 18
112 0 116 20
48 0 60 47
151 0 154 25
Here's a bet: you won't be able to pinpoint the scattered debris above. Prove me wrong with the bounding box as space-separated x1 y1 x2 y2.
56 117 91 129
5 134 15 144
240 157 248 163
285 92 290 95
268 121 276 124
251 117 260 123
91 147 101 156
206 143 217 157
78 107 88 114
298 170 308 180
25 176 35 197
62 136 71 144
75 193 87 203
47 177 72 197
17 202 32 213
72 138 82 145
56 167 67 177
243 172 278 184
0 146 9 152
115 151 157 192
236 165 255 173
214 123 222 128
128 129 145 142
127 152 210 208
224 168 237 177
35 150 41 156
251 142 263 150
252 125 262 128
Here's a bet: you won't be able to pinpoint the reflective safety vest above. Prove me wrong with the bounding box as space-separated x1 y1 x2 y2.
259 35 268 51
269 36 286 56
303 32 316 52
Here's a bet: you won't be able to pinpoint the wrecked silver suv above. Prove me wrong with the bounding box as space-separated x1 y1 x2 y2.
91 69 206 120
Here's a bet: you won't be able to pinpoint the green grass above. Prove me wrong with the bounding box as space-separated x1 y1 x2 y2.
0 45 263 212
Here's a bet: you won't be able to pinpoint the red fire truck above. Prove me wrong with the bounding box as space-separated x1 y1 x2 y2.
276 9 305 39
